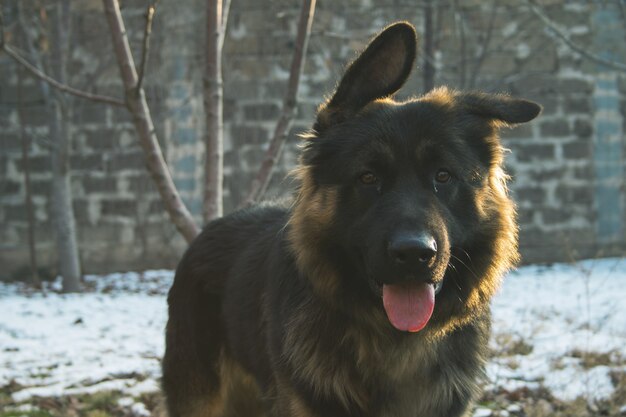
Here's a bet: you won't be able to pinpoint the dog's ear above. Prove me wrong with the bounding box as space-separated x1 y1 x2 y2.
315 22 417 131
460 92 542 125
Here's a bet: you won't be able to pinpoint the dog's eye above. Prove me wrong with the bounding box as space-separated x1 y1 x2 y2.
359 171 378 185
435 169 451 184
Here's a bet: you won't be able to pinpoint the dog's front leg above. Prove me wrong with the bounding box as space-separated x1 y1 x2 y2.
270 379 358 417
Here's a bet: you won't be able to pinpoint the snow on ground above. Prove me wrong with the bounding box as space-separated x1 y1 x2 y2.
0 271 170 402
1 259 626 405
488 258 626 402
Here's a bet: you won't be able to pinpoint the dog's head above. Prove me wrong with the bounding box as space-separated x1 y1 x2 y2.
288 22 541 335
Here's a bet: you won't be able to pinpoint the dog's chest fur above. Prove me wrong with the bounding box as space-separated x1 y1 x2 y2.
282 303 489 416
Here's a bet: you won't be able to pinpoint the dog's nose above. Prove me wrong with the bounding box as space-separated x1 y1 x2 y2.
388 233 437 266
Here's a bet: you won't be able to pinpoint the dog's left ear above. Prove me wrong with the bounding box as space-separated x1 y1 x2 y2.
460 92 542 125
315 22 417 131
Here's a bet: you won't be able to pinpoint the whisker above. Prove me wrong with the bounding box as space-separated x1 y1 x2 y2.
450 253 481 282
446 262 463 292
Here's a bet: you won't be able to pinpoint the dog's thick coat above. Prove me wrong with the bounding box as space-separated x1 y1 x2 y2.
162 22 541 417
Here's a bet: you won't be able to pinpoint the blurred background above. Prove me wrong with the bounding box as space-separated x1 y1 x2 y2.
1 0 625 281
2 2 626 416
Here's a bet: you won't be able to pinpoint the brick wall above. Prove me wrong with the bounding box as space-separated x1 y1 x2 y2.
1 0 625 277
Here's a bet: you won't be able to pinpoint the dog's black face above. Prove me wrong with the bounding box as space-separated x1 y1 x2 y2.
293 22 541 334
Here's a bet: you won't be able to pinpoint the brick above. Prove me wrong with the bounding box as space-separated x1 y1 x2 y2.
223 98 237 122
517 207 538 226
513 74 558 95
0 133 21 152
70 154 105 171
73 104 107 125
573 165 592 180
21 106 49 127
106 151 145 171
101 199 137 217
529 167 563 182
83 176 118 193
243 103 280 121
0 105 13 129
86 128 122 150
541 208 573 224
573 118 593 138
562 141 590 159
262 81 288 100
514 186 546 204
242 148 263 168
172 127 197 145
223 150 243 170
4 204 28 222
556 185 592 205
514 143 555 162
231 126 270 146
558 78 593 94
16 155 51 173
30 180 52 196
564 97 591 114
111 107 133 124
533 97 558 115
0 156 7 175
1 84 45 104
502 123 533 139
128 175 157 193
0 180 21 195
224 80 263 100
148 199 165 215
540 119 570 137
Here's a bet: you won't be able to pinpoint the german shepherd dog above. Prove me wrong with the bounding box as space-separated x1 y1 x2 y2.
163 22 541 417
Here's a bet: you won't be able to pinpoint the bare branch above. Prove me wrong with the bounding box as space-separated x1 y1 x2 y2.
468 0 498 89
219 0 231 50
242 0 317 206
203 0 224 222
136 0 158 94
523 0 626 73
1 44 126 106
103 0 200 243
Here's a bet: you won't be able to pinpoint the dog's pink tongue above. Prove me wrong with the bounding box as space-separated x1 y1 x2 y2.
382 282 435 332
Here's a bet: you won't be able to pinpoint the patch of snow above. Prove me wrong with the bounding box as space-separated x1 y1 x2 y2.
489 258 626 401
516 43 531 60
502 22 518 38
131 402 151 416
118 396 135 407
1 270 171 401
1 260 626 404
473 407 493 417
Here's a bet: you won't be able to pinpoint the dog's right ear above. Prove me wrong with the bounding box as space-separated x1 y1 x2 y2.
315 22 417 131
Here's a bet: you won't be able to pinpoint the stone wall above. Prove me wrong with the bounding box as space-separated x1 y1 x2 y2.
1 0 625 277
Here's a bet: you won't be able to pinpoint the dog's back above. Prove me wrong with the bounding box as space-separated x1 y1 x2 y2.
162 204 288 417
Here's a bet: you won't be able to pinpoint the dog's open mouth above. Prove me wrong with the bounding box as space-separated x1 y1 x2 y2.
382 281 441 332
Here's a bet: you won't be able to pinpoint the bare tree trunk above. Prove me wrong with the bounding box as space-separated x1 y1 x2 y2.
242 0 316 206
49 0 82 293
452 0 467 89
203 0 224 222
50 104 82 293
102 0 200 243
14 1 81 292
17 68 41 289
